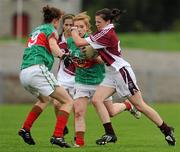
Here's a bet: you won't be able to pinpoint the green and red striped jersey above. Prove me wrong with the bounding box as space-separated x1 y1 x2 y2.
67 33 105 85
21 23 58 71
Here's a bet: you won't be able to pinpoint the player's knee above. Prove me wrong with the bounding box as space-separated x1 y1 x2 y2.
74 108 85 118
91 97 102 106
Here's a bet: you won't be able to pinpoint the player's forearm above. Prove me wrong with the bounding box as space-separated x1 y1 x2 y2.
71 27 88 47
49 38 64 58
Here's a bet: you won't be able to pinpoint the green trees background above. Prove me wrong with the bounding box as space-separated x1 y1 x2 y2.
82 0 180 32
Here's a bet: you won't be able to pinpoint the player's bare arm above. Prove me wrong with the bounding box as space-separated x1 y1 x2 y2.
49 37 64 58
71 27 88 47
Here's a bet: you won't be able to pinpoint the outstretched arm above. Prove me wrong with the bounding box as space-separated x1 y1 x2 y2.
71 27 89 47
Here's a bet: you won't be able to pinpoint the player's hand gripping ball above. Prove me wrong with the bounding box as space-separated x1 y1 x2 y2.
81 45 98 59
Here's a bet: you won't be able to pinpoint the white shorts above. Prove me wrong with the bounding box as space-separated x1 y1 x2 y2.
100 66 139 99
60 84 75 98
74 83 113 101
20 64 59 97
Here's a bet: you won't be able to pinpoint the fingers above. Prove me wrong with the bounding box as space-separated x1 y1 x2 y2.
64 52 70 55
80 46 86 52
64 27 71 34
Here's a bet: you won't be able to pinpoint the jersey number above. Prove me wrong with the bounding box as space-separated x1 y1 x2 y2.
28 30 40 47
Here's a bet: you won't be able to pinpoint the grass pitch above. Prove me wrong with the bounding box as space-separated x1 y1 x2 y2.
0 103 179 152
120 32 180 51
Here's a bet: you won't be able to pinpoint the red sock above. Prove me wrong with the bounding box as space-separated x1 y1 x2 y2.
53 110 69 137
75 131 85 146
23 105 42 131
124 101 132 110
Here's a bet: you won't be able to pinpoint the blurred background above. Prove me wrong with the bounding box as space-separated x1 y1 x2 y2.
0 0 180 103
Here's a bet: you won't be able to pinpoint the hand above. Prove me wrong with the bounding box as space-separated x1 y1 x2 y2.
70 26 78 32
61 54 73 67
64 27 71 36
81 45 98 59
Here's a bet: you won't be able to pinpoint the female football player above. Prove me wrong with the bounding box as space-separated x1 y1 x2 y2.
70 8 176 146
18 6 73 148
70 12 141 147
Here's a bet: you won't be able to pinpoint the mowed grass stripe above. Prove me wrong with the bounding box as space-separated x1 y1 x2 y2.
0 103 179 152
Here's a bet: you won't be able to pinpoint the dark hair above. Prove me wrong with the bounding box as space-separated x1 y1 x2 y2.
62 14 75 24
42 5 63 23
96 8 125 23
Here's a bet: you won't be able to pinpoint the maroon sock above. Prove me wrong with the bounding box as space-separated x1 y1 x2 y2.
53 110 69 137
23 105 42 131
103 122 115 135
75 131 85 146
159 122 171 135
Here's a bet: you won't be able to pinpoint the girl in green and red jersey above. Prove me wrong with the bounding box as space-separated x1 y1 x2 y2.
18 6 73 148
17 14 75 144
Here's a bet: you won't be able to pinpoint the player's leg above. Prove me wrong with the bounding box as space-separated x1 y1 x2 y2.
18 96 50 145
52 99 69 136
128 91 176 145
19 65 73 147
73 97 88 147
22 96 50 131
92 86 117 145
49 86 73 148
118 66 176 146
52 85 75 136
104 99 141 119
104 100 126 117
92 86 115 123
53 99 62 117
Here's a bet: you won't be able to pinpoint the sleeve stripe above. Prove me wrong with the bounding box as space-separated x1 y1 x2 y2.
93 29 110 41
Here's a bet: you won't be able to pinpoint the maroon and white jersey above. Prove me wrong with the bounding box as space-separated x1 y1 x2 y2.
57 33 75 87
85 24 130 71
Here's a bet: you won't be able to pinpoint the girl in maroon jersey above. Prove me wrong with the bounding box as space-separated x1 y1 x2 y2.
71 8 176 146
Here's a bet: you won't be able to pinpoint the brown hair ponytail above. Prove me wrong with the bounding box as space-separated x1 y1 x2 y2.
42 5 63 23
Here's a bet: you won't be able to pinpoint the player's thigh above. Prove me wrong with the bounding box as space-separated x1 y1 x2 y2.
92 85 115 102
50 86 73 104
128 91 145 108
